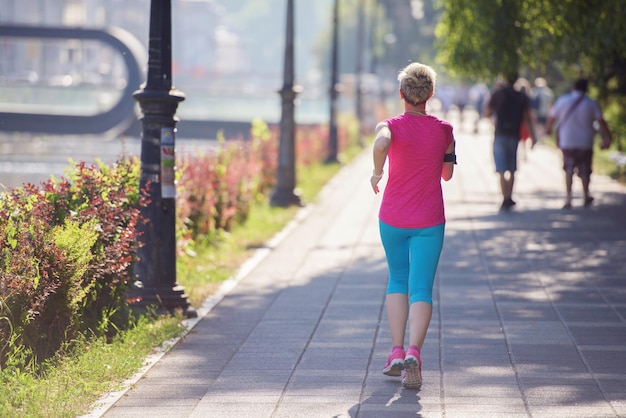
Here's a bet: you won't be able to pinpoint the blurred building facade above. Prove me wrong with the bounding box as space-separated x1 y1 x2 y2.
1 0 364 128
1 0 273 125
0 0 247 89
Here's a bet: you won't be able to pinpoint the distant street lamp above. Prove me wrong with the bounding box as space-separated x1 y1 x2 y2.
130 0 196 318
355 0 365 147
270 0 302 207
326 0 340 164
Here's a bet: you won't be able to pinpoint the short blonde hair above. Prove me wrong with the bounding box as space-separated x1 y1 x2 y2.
398 62 436 105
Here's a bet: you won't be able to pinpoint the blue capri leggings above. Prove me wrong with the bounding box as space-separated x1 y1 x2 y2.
379 220 445 305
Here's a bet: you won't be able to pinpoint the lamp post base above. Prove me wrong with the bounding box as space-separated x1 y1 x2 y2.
324 155 341 164
128 285 198 318
270 187 302 207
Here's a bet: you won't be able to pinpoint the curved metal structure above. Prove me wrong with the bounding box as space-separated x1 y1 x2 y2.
0 25 145 135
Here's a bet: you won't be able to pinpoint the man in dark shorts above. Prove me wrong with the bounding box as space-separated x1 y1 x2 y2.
545 78 612 209
485 74 537 210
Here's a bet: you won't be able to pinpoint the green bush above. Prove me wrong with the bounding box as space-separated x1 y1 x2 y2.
0 158 142 366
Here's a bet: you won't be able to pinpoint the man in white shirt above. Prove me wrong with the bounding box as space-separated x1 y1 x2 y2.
545 78 612 209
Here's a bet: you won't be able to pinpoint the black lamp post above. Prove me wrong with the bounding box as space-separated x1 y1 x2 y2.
270 0 302 207
326 0 340 164
130 0 196 318
355 0 365 147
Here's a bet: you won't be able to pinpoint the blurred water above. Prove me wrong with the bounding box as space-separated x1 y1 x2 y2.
0 133 218 190
0 84 331 124
0 82 333 190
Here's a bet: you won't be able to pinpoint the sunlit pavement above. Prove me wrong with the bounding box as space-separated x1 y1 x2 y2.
85 118 625 418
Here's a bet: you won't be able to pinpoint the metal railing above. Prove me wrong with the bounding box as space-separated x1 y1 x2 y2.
0 25 144 135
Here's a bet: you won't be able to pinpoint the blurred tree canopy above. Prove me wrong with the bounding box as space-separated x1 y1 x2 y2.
435 0 626 149
436 0 626 94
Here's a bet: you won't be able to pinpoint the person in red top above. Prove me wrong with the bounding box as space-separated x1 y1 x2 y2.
371 62 456 389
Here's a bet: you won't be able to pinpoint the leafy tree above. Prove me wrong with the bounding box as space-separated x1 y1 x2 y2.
434 0 523 81
435 0 626 149
436 1 626 83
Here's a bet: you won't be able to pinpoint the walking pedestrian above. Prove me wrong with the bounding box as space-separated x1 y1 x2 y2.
370 62 456 390
469 81 490 133
544 78 612 209
454 82 470 129
485 74 537 210
515 77 537 161
531 77 554 133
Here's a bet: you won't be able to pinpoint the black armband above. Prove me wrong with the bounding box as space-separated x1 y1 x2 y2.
443 152 457 164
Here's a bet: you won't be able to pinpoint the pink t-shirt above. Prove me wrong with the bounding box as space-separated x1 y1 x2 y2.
379 113 454 228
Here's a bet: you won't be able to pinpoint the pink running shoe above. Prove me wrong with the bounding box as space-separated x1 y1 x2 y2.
382 347 405 376
402 347 422 389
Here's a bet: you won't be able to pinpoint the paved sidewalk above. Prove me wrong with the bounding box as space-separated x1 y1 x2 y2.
92 128 626 418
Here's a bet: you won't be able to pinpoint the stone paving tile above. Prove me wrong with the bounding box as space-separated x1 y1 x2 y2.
580 348 626 374
106 406 197 418
523 386 608 403
283 383 363 398
596 376 626 396
358 404 443 418
527 405 617 418
272 403 355 418
207 379 287 396
441 384 522 399
568 324 626 345
443 400 529 417
133 373 219 387
189 402 276 418
497 302 561 322
445 413 528 418
503 322 573 345
296 354 371 371
228 349 302 368
509 343 588 371
556 304 624 322
289 369 366 384
108 384 207 404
